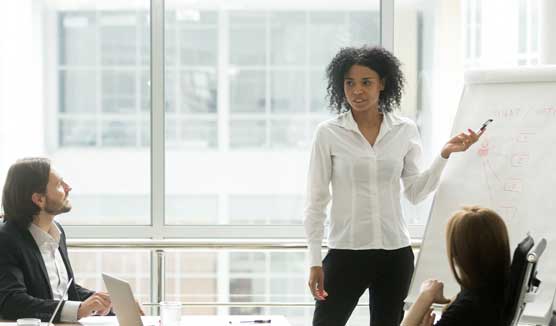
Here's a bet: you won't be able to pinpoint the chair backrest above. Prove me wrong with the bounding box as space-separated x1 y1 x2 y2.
503 235 536 326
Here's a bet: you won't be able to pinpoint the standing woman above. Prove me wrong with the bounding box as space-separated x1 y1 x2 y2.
304 46 482 326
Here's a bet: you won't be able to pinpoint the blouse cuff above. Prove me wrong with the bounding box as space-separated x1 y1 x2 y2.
308 242 323 267
433 153 449 170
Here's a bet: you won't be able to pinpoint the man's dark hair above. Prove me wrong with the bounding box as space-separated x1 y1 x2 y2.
1 158 51 229
325 46 405 114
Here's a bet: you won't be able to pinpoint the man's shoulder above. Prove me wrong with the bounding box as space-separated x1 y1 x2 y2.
0 221 25 251
0 221 19 237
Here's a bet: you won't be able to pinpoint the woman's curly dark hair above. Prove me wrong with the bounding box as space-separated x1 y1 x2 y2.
325 46 405 114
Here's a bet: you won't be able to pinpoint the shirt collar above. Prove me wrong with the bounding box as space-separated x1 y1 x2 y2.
28 222 61 248
331 110 404 134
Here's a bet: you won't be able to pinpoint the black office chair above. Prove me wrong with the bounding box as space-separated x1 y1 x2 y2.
503 235 546 326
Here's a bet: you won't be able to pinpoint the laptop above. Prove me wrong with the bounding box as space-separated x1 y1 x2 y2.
102 273 144 326
47 278 73 326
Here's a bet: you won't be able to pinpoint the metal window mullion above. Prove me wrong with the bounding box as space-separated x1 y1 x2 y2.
150 0 165 238
150 0 165 311
380 0 394 52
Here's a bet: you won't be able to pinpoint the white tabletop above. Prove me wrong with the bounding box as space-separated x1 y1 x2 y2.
1 315 289 326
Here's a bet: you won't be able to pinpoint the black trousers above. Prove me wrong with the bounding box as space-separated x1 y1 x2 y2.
312 246 414 326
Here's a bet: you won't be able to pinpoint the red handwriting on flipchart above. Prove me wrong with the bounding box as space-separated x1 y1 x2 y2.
540 107 556 116
477 140 489 157
516 132 535 143
504 178 523 193
494 108 522 120
511 153 529 167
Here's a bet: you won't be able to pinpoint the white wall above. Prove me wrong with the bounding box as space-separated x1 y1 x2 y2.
0 0 46 179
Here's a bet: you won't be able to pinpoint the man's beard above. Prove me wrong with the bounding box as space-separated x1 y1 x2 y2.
44 196 72 215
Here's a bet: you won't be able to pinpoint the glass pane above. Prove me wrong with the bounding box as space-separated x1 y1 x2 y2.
101 120 137 146
348 11 380 46
59 119 97 147
102 71 136 113
270 120 308 149
140 118 150 147
58 195 149 225
179 119 218 149
310 70 327 112
166 70 177 113
140 70 150 112
230 71 266 113
179 70 218 113
69 249 150 303
60 70 96 114
59 12 97 66
230 120 266 148
230 195 304 224
230 252 266 273
165 251 218 314
100 12 137 65
166 195 218 224
165 116 178 147
308 12 350 65
138 13 150 66
165 11 178 66
230 12 266 66
270 12 306 65
271 71 305 113
179 29 217 66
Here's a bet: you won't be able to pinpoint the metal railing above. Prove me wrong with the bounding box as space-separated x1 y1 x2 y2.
67 238 422 310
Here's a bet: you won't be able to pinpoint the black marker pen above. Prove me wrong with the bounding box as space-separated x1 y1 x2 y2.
478 118 493 132
240 320 271 324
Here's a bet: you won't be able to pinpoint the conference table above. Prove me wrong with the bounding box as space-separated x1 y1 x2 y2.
0 315 290 325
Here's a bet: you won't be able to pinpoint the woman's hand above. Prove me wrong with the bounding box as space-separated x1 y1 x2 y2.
401 280 448 326
441 128 483 159
419 308 436 326
308 266 328 300
420 279 450 304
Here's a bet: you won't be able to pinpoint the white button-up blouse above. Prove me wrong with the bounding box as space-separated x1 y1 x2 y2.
304 111 448 267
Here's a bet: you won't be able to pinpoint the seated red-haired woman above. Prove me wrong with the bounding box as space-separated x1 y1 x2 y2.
401 206 511 326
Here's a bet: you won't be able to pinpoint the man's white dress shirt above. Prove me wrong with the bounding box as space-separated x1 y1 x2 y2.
29 223 80 322
304 111 448 267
